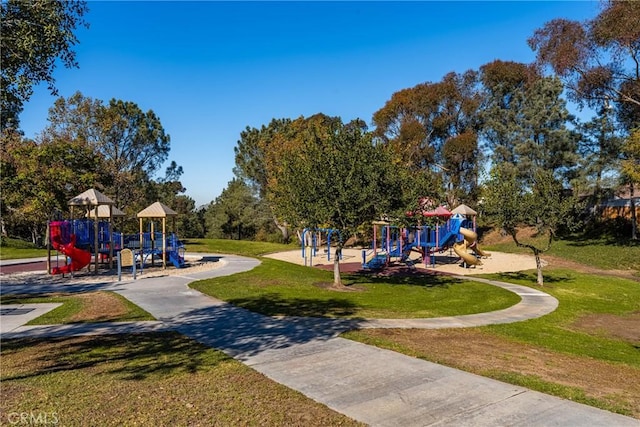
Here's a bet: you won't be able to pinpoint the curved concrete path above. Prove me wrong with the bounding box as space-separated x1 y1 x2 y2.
1 254 636 426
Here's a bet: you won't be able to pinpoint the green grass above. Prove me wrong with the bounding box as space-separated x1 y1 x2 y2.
478 269 640 366
191 258 520 318
0 237 48 260
0 292 155 324
344 267 640 416
0 333 362 426
484 235 640 272
183 238 297 257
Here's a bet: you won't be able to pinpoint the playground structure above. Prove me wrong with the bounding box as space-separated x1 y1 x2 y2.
301 228 342 266
136 201 186 271
362 204 489 270
47 189 185 276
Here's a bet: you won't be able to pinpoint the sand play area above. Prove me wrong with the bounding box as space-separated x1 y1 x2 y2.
265 248 539 276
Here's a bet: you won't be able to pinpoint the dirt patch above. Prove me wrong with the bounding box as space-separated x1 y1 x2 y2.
480 227 538 245
541 254 640 282
68 292 131 323
572 312 640 342
355 328 640 418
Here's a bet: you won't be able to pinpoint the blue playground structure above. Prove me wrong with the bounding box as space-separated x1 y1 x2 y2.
301 228 342 266
135 229 186 270
48 218 186 275
362 215 483 270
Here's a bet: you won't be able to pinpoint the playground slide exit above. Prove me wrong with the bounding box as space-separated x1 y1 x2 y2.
452 227 489 266
51 234 92 275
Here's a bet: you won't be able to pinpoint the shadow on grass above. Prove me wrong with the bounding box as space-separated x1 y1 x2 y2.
345 269 459 288
492 271 575 284
558 229 640 248
228 293 358 317
1 332 226 382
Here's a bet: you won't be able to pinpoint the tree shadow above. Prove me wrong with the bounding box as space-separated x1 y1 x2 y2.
492 271 575 284
228 293 358 317
1 332 228 382
168 303 364 361
345 268 458 288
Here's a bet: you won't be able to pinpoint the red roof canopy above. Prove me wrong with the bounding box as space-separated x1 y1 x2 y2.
423 206 452 218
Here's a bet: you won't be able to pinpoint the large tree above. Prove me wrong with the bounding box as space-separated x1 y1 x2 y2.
266 114 398 286
372 71 483 207
43 92 173 211
480 60 578 183
205 178 267 240
484 166 575 286
233 118 294 240
0 131 100 243
529 1 639 114
621 128 640 239
480 60 579 286
529 1 640 238
0 0 88 131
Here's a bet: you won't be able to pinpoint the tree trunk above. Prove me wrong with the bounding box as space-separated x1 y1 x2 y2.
274 219 290 243
509 229 549 287
534 249 544 287
31 227 38 245
630 182 637 240
333 247 342 287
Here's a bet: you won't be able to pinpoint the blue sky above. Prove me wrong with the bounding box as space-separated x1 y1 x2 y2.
19 1 600 207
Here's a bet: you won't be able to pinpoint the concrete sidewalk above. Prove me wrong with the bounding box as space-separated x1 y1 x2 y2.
1 254 637 426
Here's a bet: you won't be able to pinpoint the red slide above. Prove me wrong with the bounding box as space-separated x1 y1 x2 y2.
50 224 92 275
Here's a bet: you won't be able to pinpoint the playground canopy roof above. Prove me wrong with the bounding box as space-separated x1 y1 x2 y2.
452 204 477 216
137 201 178 218
424 206 452 217
68 188 115 206
86 205 125 218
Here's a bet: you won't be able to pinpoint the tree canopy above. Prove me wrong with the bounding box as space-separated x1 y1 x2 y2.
529 0 640 126
372 70 482 206
265 114 398 285
43 92 172 210
0 0 88 131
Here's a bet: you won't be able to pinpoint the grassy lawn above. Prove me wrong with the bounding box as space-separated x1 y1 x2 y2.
183 238 297 257
479 269 640 364
345 268 640 417
483 234 640 272
0 333 363 427
191 258 520 318
0 237 48 260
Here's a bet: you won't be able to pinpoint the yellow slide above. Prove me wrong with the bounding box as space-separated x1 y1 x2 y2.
453 227 490 266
